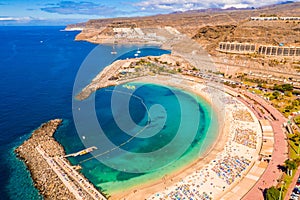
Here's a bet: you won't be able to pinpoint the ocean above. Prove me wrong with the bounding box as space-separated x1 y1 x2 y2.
0 26 217 199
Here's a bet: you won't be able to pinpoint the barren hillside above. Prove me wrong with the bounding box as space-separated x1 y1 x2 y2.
68 2 300 45
67 2 300 79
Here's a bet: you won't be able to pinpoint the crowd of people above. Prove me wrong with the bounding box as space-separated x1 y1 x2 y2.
148 88 261 200
233 128 257 149
212 155 251 185
233 109 254 122
219 96 238 105
161 184 212 200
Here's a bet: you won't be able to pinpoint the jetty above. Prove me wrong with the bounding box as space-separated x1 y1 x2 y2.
15 119 107 200
64 146 97 157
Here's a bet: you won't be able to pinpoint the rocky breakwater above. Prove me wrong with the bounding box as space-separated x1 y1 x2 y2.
15 119 76 200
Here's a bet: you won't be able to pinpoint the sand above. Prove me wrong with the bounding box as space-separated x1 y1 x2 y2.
108 74 241 200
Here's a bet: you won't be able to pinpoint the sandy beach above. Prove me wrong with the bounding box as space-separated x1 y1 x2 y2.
105 74 263 200
74 49 266 199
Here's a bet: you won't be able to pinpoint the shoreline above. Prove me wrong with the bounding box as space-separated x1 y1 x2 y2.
74 50 264 199
140 76 263 200
107 75 228 199
18 31 265 198
15 119 107 200
14 119 77 200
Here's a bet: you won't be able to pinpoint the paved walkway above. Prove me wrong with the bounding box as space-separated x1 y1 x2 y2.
36 146 84 200
36 146 106 200
55 157 105 200
240 91 288 200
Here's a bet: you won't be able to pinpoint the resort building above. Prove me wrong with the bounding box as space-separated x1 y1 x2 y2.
250 17 279 21
217 42 300 57
218 42 257 54
250 16 300 21
280 17 300 20
258 45 300 57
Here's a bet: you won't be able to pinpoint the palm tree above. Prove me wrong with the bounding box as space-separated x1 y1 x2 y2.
284 159 297 176
265 186 280 200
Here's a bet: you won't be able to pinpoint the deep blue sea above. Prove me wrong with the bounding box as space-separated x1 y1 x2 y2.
0 26 215 199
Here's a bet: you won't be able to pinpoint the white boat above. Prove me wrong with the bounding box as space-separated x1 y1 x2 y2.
137 48 141 54
134 53 139 57
111 45 117 54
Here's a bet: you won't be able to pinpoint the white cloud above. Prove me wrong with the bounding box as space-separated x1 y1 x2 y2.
0 17 32 21
222 3 249 9
134 0 295 12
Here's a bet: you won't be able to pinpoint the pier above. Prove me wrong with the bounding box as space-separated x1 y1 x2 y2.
15 119 107 200
36 146 106 200
64 146 98 157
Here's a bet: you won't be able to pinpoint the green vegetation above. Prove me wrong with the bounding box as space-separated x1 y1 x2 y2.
273 84 293 92
262 91 300 116
259 14 278 17
292 90 300 96
238 81 299 117
243 77 268 84
282 173 294 199
228 76 300 200
224 82 237 88
294 116 300 126
285 91 293 97
192 66 198 71
288 134 300 160
213 71 225 76
119 58 179 81
284 159 297 176
264 91 280 100
281 133 300 198
281 99 300 116
265 186 280 200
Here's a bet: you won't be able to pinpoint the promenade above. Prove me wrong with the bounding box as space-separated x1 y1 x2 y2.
239 91 288 200
36 146 84 200
36 146 106 200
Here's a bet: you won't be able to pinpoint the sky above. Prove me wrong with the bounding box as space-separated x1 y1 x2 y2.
0 0 298 25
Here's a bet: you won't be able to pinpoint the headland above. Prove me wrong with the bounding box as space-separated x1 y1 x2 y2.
16 3 300 198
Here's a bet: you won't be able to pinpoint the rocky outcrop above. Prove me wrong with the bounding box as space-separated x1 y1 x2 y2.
15 119 76 200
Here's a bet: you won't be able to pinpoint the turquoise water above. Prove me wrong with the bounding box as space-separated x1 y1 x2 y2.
64 82 217 194
0 26 218 199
